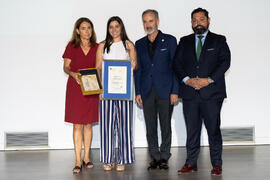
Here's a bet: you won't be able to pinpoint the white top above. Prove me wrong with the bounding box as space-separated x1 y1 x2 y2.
103 41 129 60
103 41 133 100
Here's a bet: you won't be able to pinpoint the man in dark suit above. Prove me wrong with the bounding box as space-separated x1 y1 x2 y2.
134 9 179 170
173 8 231 176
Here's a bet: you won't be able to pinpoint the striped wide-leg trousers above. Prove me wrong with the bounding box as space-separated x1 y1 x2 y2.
100 100 135 165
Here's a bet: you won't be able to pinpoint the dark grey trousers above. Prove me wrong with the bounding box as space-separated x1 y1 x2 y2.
142 88 174 161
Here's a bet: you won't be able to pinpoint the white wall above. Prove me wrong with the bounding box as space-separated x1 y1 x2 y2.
0 0 270 150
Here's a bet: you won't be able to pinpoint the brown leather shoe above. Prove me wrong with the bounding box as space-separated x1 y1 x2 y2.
178 164 197 174
211 165 222 176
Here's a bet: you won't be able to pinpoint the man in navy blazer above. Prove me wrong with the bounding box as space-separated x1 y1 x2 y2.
173 8 230 176
134 9 179 170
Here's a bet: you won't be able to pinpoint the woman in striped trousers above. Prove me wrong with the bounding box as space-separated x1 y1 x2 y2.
96 16 137 171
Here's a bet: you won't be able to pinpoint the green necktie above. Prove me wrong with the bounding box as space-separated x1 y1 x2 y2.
196 35 203 60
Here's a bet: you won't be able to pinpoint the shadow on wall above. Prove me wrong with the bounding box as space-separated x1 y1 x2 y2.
172 100 186 147
133 98 187 147
133 101 147 147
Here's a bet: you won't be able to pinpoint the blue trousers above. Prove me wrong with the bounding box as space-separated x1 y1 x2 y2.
183 96 224 166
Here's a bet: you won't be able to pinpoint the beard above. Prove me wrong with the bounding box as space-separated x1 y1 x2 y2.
193 25 208 34
145 26 157 35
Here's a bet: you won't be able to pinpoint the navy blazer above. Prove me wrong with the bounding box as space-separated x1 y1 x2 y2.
134 31 179 100
173 31 231 100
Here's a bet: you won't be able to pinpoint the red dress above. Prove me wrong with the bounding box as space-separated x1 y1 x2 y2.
62 43 99 124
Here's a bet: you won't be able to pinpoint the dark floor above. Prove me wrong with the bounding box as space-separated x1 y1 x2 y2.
0 145 269 180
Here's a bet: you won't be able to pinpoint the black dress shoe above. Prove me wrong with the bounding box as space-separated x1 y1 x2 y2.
147 159 160 170
159 159 169 170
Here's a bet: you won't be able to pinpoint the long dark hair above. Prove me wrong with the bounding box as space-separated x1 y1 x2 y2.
104 16 130 53
70 17 97 48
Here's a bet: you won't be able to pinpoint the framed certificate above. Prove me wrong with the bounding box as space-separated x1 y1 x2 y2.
78 68 103 95
102 59 133 100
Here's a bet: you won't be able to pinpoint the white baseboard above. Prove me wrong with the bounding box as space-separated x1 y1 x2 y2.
255 137 270 145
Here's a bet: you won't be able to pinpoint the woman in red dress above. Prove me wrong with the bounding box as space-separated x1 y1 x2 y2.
62 17 99 174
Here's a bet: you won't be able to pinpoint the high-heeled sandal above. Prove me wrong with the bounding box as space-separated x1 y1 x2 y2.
83 161 94 169
73 165 82 174
104 163 113 171
116 164 125 171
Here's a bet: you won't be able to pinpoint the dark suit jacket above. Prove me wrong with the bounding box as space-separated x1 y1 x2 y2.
134 31 179 100
173 31 231 100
